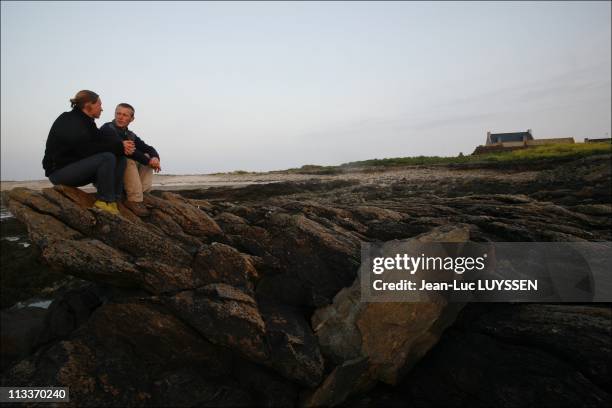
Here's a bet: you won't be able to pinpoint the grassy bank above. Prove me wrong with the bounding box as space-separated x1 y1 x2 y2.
471 142 611 162
277 142 611 174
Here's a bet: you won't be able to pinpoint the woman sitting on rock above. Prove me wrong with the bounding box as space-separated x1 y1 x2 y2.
42 90 136 215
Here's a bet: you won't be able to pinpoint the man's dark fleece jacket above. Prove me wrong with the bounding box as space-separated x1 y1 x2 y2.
42 108 124 177
99 121 159 166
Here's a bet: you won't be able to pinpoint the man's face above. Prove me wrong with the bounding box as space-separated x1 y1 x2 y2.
115 106 134 128
84 98 103 119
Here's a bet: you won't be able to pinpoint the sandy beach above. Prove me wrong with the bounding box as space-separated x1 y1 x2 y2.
0 173 305 192
0 166 539 192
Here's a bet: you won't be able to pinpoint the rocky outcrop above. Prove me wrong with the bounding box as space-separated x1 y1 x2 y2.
1 154 611 407
5 301 241 407
306 225 469 406
2 185 366 406
343 304 612 408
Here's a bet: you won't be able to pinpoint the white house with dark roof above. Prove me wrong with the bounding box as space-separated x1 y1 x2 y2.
486 129 534 145
473 129 575 155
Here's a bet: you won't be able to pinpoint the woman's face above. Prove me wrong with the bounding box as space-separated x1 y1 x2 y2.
84 98 103 119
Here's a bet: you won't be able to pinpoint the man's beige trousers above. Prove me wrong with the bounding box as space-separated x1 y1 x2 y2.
124 159 153 202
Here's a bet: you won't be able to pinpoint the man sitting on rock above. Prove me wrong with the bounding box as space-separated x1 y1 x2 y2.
100 103 161 217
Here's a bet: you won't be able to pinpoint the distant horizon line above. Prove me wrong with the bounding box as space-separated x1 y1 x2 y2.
3 137 611 183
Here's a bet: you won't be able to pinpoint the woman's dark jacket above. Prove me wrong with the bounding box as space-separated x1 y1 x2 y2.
42 108 123 176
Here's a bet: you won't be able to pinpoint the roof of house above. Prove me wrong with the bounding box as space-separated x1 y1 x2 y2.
488 131 533 144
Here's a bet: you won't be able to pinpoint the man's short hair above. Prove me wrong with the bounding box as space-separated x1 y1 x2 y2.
116 103 135 117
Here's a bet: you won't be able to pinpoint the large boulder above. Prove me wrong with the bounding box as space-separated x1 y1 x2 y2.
260 303 325 388
163 284 269 363
3 301 237 407
309 225 470 406
257 212 361 307
343 303 612 408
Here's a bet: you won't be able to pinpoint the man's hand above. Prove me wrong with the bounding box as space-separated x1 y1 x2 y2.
123 140 136 156
148 157 161 173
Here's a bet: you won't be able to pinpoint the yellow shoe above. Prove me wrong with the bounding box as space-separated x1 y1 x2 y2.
93 200 120 215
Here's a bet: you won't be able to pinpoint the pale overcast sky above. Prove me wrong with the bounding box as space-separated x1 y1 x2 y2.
1 1 610 181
